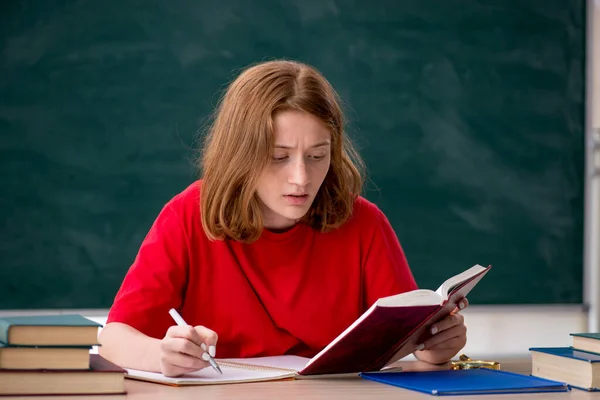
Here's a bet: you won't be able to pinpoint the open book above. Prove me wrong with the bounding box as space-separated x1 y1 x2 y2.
126 264 490 385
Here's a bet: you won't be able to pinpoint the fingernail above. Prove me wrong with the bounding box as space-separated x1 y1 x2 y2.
459 301 465 309
209 345 216 357
202 352 210 361
431 326 438 335
416 343 425 351
201 343 207 351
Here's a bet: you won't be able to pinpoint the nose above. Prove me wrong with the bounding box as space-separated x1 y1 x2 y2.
288 159 309 187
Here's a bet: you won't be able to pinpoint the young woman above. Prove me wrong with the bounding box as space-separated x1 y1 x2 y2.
98 60 468 377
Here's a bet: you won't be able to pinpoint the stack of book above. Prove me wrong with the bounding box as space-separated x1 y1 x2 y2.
529 332 600 391
0 314 126 396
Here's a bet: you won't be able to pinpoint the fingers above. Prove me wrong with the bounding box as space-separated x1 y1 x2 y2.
451 298 469 315
160 325 219 377
414 343 464 365
194 326 219 357
427 336 466 351
160 343 209 371
161 364 203 378
164 326 205 359
420 319 467 350
413 302 468 364
160 336 210 377
430 313 464 336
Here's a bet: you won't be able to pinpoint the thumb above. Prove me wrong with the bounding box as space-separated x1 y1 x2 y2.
451 298 469 315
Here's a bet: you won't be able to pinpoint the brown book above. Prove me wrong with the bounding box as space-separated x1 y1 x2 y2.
0 354 126 396
0 342 91 370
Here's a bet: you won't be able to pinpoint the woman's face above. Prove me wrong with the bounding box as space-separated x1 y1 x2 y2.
256 110 331 231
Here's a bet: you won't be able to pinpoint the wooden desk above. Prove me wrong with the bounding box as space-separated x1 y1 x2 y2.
5 359 600 400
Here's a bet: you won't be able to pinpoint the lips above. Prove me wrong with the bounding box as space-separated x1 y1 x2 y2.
284 193 309 205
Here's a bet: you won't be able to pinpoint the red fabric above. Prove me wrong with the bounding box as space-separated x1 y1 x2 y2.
106 180 418 359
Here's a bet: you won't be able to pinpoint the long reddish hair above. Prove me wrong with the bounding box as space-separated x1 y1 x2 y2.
200 60 364 242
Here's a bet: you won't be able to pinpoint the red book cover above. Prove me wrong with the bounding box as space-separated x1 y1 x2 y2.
298 264 491 376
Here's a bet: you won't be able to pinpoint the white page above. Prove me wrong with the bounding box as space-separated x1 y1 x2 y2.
435 264 487 298
219 355 310 372
126 362 296 385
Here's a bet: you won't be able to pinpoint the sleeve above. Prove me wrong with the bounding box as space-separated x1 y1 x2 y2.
105 201 189 340
362 204 418 310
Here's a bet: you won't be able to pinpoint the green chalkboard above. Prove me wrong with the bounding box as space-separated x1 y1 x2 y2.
0 0 586 308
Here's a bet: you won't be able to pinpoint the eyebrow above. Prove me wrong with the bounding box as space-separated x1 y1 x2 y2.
274 141 331 149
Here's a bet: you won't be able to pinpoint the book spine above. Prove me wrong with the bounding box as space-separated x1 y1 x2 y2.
0 319 10 344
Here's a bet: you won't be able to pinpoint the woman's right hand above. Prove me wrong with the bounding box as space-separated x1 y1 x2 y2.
159 325 218 377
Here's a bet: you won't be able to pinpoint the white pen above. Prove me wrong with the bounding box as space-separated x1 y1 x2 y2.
168 308 223 375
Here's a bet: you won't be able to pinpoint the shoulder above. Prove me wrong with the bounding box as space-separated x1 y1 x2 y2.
160 180 202 215
329 195 395 239
151 180 202 231
348 195 389 227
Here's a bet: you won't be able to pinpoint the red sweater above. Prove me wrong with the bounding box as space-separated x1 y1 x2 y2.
106 181 417 358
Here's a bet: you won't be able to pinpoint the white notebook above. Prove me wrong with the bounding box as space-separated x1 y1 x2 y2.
125 355 309 386
125 354 400 386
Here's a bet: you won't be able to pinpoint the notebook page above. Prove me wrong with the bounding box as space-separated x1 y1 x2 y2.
125 363 296 385
219 355 310 372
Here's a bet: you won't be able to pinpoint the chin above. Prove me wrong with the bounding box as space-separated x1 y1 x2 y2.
281 207 311 221
283 211 309 222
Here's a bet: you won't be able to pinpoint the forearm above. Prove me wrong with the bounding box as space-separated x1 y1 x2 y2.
98 322 162 372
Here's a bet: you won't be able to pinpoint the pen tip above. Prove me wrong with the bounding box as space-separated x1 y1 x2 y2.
208 356 222 374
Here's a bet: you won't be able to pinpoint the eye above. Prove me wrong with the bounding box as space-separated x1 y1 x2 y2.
272 156 288 163
308 154 326 161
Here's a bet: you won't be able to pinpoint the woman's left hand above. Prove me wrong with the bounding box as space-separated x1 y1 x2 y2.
413 298 469 364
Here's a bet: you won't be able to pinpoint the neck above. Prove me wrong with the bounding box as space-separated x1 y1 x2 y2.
265 224 296 233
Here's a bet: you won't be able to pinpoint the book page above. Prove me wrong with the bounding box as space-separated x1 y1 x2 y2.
220 355 309 372
435 264 488 299
375 289 442 307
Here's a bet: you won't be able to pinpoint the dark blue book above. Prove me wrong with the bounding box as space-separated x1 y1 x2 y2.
570 332 600 355
360 369 569 396
530 347 600 391
0 314 101 346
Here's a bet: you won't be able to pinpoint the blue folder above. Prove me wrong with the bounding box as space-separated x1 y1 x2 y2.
360 369 569 396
